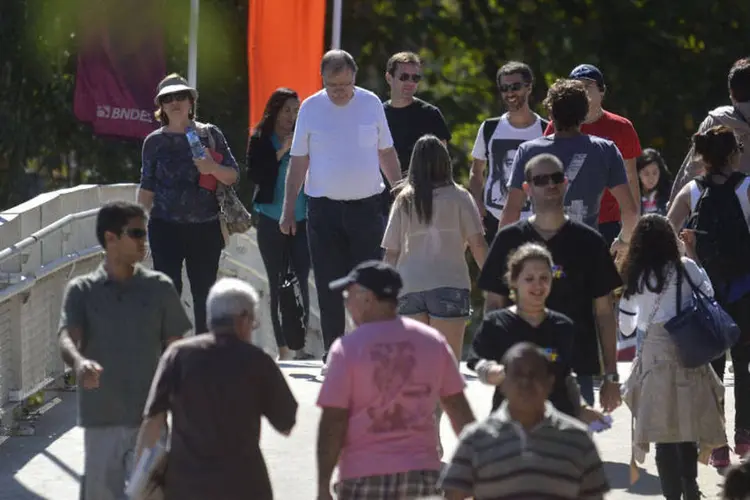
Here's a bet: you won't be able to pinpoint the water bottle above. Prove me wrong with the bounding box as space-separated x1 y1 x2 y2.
185 126 206 159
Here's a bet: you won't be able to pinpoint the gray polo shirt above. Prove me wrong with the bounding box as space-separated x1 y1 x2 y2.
58 263 192 427
439 402 610 499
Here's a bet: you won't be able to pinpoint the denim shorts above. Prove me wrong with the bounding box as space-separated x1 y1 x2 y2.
398 287 471 319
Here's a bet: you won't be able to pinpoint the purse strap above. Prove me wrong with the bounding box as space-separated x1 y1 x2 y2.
636 267 674 355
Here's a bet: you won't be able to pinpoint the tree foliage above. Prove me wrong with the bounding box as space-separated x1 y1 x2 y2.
1 0 750 210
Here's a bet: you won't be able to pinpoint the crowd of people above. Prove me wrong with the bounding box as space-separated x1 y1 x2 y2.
54 51 750 500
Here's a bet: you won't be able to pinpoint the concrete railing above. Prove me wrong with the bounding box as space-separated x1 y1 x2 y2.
0 184 323 423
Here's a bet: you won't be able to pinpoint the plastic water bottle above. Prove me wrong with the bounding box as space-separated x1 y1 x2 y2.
185 126 206 159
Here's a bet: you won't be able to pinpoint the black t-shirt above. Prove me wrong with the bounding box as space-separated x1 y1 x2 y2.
383 97 451 173
468 309 577 416
477 219 622 375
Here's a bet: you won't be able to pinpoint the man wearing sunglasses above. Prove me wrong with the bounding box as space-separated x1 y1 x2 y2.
383 52 451 176
478 153 624 414
469 61 549 245
57 201 191 500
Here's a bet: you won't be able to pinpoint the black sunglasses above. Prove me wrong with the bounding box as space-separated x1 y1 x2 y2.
160 92 190 104
531 172 565 187
398 73 422 83
123 228 148 240
499 82 527 93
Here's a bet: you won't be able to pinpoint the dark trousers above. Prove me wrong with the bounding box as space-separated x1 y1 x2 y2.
654 442 700 499
256 213 311 349
483 212 499 246
148 218 223 334
307 194 384 352
711 293 750 433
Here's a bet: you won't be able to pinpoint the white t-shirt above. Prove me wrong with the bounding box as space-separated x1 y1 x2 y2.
470 113 546 219
290 87 394 200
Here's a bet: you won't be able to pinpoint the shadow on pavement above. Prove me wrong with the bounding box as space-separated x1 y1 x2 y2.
288 373 323 384
0 390 79 500
603 461 662 495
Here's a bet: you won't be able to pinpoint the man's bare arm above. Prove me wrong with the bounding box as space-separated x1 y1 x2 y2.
593 294 617 374
468 159 487 216
282 155 309 213
317 407 349 497
484 291 508 314
624 158 641 217
137 188 154 212
497 188 526 229
379 147 401 186
134 412 167 464
59 326 85 369
609 184 638 241
440 392 476 436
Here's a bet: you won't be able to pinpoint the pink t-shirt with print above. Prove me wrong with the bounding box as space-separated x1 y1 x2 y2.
316 317 466 481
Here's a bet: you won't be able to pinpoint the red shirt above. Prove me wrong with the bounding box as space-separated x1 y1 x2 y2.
545 110 641 224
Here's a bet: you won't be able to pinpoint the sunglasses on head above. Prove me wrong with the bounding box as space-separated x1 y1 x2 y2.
531 172 565 187
499 82 527 93
160 92 190 104
123 228 147 240
398 73 422 83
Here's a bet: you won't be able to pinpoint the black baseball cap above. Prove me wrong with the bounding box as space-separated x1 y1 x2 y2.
329 260 403 300
569 64 605 89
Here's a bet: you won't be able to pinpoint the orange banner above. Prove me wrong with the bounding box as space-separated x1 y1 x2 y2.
248 0 326 131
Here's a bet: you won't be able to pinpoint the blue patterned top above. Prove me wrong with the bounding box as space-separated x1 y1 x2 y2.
140 124 239 223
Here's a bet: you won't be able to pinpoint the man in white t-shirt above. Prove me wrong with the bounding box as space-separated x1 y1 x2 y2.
469 61 548 244
280 49 401 359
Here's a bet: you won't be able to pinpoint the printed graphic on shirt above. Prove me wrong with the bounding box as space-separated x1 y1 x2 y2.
488 138 531 213
367 341 432 433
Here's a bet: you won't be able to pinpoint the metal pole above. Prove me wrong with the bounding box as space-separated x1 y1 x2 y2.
331 0 342 49
188 0 199 88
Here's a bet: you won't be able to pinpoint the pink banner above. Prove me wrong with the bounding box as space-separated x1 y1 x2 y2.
74 0 165 139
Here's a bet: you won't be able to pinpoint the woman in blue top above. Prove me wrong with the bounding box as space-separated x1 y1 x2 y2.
138 74 239 334
247 88 311 360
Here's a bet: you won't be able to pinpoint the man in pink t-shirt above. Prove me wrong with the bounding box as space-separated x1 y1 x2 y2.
316 260 476 500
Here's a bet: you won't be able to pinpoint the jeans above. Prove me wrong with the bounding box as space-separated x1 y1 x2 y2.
307 194 384 352
148 218 223 334
256 214 311 349
577 375 595 406
398 288 471 319
654 442 700 499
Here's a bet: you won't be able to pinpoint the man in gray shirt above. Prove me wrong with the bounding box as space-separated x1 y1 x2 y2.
498 78 638 255
57 201 191 500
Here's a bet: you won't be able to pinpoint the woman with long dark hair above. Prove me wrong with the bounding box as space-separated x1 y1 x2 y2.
247 88 312 360
620 214 724 500
668 125 750 469
636 148 672 215
382 135 487 361
138 73 239 334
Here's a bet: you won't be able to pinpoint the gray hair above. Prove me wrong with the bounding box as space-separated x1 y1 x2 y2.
524 153 564 182
206 278 260 331
321 49 358 75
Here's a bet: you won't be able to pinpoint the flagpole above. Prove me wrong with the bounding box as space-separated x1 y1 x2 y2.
188 0 199 88
332 0 342 49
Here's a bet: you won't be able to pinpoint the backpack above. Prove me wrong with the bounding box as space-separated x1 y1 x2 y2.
482 116 549 160
687 172 750 288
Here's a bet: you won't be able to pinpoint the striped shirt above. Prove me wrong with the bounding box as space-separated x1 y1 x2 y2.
438 402 610 499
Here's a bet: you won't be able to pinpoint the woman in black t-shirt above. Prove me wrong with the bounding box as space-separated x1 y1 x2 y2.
469 243 603 423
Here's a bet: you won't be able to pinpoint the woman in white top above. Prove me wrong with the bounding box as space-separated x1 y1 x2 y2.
383 134 487 361
619 214 725 500
668 125 750 470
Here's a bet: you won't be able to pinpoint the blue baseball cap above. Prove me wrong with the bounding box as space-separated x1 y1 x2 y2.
569 64 605 89
329 260 403 300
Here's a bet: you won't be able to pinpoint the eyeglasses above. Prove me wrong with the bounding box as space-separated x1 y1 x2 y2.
499 82 527 93
531 172 565 187
397 73 422 83
123 228 148 240
160 92 190 104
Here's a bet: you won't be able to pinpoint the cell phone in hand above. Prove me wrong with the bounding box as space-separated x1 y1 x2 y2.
589 415 613 433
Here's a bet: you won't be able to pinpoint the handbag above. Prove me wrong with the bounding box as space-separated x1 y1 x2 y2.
196 122 254 241
277 238 307 351
663 263 741 368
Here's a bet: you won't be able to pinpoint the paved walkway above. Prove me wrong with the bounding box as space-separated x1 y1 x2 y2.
0 362 736 499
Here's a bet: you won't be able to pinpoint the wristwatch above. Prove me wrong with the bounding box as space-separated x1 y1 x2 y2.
604 372 620 384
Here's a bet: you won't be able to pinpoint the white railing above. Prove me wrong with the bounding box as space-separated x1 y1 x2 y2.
0 184 323 422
